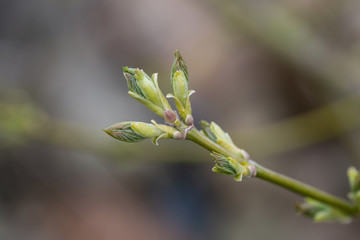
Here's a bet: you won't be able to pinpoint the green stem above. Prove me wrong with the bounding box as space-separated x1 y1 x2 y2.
187 128 358 215
187 128 235 157
255 164 358 214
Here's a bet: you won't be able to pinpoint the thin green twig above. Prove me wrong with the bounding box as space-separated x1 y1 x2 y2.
187 128 358 215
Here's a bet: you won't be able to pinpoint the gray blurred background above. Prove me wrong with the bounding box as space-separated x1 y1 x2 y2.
1 0 360 239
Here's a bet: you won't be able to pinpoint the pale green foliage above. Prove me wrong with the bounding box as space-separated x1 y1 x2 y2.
296 198 351 223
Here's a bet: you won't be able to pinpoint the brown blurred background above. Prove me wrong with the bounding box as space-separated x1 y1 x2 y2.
1 0 360 239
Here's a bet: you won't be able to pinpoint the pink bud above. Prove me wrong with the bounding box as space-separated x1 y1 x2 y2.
164 109 177 123
173 131 184 140
185 114 194 126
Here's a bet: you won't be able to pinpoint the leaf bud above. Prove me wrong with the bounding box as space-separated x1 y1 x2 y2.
347 167 360 192
103 121 172 145
168 50 194 121
103 122 146 143
296 198 351 223
123 67 172 117
185 114 194 126
211 152 245 181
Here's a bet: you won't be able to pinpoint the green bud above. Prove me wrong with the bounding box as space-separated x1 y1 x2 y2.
123 67 172 117
296 198 351 223
103 121 173 145
347 167 360 192
168 50 194 120
103 122 146 143
133 68 162 106
172 70 188 107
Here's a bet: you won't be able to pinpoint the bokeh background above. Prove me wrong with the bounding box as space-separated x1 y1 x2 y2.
1 0 360 239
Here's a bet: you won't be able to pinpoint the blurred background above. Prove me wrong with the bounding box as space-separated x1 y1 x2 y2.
1 0 360 239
